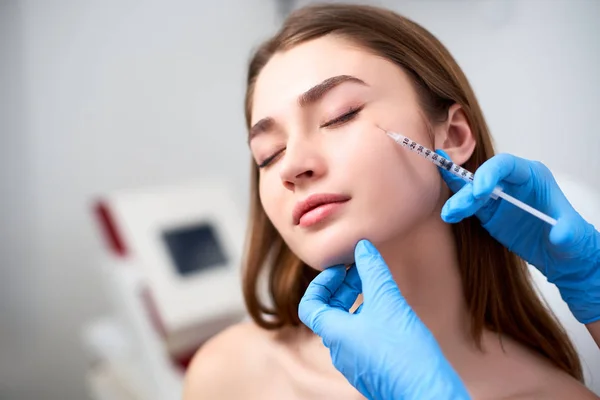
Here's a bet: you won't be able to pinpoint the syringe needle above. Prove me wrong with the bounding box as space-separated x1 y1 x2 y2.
385 130 557 226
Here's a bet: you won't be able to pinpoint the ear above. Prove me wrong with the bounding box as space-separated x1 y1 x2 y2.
433 104 475 165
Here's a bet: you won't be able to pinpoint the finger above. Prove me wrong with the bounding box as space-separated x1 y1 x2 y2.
299 268 351 339
354 239 401 303
435 149 467 193
549 212 593 255
299 265 346 308
441 181 488 223
329 265 363 312
299 299 350 341
549 213 572 245
472 153 531 199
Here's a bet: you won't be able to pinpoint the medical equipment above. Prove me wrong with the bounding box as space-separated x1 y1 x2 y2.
81 180 247 400
385 130 558 226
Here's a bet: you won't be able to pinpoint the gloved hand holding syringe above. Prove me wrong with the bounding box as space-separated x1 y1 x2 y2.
383 128 558 226
383 125 600 325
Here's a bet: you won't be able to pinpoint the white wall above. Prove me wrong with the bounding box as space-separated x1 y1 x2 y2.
0 1 278 398
0 1 39 399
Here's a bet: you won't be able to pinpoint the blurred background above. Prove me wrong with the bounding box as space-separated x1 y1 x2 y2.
1 0 599 399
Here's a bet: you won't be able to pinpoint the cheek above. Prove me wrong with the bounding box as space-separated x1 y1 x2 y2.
361 112 439 200
259 174 317 266
258 174 285 228
334 125 443 235
365 144 441 208
330 120 437 189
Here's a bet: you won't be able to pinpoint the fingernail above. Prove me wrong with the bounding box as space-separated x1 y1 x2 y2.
435 149 451 160
473 178 490 199
442 211 460 223
357 239 376 255
442 203 451 215
442 202 459 218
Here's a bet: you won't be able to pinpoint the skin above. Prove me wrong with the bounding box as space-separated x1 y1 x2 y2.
183 35 598 399
589 321 600 347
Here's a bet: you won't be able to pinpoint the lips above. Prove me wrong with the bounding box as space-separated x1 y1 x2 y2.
292 193 351 226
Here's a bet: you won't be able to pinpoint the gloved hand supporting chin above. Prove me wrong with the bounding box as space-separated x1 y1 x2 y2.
299 239 471 400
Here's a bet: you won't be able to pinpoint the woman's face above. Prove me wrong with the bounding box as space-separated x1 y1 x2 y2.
249 35 451 269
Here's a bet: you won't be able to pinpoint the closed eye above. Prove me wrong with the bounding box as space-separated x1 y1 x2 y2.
258 148 285 168
320 105 364 128
257 105 364 169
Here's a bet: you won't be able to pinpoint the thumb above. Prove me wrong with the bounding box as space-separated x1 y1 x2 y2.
549 212 596 257
435 149 467 193
354 240 401 304
299 266 352 340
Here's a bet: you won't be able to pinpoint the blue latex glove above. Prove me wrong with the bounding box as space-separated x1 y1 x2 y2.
436 150 600 324
298 239 471 400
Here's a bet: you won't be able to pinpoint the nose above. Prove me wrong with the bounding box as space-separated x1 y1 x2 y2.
279 136 326 192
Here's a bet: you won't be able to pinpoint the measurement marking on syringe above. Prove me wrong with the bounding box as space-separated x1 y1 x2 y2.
398 136 475 181
386 130 557 226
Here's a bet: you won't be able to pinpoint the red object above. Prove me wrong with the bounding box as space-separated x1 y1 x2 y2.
94 200 127 257
172 340 207 371
140 286 168 339
173 347 199 371
93 199 184 367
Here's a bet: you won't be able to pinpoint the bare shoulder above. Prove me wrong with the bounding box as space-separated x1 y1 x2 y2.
529 369 599 400
480 333 599 400
505 361 599 400
183 321 278 400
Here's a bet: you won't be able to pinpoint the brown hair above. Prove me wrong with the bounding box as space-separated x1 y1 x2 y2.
241 3 582 380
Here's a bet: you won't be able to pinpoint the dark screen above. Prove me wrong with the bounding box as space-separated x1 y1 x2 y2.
162 222 228 276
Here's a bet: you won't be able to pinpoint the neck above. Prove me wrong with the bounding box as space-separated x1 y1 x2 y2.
375 213 473 352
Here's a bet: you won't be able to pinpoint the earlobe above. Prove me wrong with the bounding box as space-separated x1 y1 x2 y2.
434 104 476 165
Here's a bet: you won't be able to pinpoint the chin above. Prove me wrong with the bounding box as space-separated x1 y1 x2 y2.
291 223 368 270
316 245 356 270
303 250 355 271
296 216 419 270
292 238 356 270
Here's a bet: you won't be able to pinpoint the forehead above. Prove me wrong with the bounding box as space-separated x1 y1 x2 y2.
251 35 394 124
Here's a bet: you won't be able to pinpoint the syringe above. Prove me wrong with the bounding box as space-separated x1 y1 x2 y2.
385 130 557 226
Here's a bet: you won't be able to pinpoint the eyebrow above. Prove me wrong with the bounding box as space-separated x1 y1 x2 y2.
248 75 367 143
